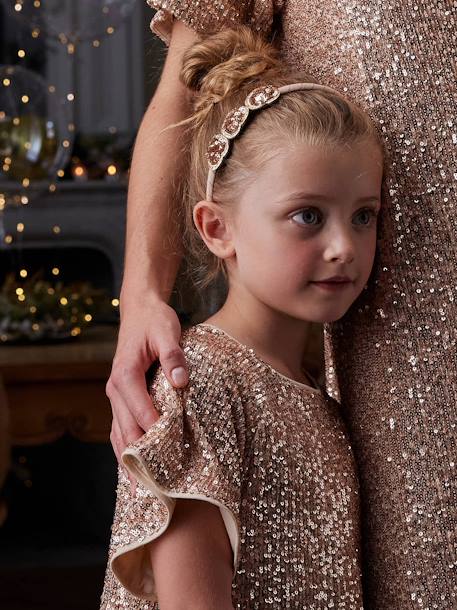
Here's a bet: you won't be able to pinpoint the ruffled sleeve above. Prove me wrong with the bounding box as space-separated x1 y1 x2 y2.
146 0 282 46
106 347 246 602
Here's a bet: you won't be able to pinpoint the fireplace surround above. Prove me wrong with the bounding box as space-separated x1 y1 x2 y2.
1 181 126 299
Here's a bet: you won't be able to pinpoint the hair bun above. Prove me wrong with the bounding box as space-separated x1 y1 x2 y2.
180 25 283 104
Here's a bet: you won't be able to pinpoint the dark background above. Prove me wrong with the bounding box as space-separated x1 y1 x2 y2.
0 2 165 608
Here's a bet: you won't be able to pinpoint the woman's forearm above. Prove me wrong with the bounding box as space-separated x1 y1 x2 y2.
120 22 199 308
120 92 190 307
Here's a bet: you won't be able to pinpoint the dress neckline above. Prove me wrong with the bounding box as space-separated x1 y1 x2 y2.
195 323 322 395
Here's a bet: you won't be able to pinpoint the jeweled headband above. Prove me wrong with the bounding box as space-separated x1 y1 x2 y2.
205 82 341 201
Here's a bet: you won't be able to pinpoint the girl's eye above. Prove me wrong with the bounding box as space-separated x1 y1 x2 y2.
291 208 322 226
354 208 379 226
290 207 379 227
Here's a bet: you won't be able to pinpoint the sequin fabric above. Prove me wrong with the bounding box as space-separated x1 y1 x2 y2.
146 2 457 608
146 0 277 44
100 324 363 609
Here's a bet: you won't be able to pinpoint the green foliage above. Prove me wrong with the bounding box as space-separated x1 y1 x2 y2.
0 271 113 343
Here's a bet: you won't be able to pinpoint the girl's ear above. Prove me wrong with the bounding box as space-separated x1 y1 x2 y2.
192 200 236 259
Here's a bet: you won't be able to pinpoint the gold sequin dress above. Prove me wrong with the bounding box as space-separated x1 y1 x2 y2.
100 324 363 609
143 3 457 608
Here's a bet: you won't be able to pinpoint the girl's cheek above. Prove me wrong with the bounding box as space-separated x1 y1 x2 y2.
297 242 320 262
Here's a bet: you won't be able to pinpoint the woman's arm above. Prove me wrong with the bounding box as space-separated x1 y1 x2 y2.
149 499 235 610
107 21 200 484
122 19 198 304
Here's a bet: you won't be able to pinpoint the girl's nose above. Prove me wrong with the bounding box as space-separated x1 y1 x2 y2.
323 232 355 264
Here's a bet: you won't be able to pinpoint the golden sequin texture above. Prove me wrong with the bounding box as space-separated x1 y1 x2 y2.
146 1 457 608
100 324 363 609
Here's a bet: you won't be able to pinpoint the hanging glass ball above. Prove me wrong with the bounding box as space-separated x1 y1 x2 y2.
0 65 74 204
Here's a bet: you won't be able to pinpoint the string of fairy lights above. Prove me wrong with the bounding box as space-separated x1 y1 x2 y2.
0 0 136 342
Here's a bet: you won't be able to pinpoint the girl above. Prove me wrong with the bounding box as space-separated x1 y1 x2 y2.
101 26 383 610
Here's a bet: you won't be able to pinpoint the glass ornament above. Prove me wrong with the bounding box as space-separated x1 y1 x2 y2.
0 65 74 206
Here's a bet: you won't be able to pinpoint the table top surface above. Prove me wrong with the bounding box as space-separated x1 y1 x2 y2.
0 325 118 368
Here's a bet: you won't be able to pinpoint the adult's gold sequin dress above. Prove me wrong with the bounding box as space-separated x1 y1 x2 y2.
144 2 457 608
100 324 363 609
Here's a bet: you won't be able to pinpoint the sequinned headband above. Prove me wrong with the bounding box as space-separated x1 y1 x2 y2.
205 82 341 201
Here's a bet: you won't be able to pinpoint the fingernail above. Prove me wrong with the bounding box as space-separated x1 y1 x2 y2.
171 366 187 386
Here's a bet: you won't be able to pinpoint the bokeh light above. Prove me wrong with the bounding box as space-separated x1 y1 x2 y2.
2 0 137 49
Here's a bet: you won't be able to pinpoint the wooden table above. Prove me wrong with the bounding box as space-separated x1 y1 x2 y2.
0 325 118 511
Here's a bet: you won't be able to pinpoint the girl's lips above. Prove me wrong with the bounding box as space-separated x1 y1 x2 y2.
311 280 352 291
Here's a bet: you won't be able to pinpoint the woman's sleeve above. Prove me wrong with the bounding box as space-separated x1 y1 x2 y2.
146 0 283 46
104 364 246 602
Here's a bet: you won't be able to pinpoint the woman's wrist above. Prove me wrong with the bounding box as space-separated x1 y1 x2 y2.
119 256 182 304
119 245 183 311
119 284 169 318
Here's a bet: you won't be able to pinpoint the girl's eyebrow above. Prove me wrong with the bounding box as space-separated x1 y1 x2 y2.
276 191 380 204
277 192 329 203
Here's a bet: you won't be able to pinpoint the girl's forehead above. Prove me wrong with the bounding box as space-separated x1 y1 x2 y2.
258 141 382 182
236 141 383 209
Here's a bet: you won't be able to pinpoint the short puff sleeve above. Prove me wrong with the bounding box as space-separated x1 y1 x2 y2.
108 353 246 601
146 0 282 46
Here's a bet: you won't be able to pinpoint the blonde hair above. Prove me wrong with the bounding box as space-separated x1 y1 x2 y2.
168 26 383 289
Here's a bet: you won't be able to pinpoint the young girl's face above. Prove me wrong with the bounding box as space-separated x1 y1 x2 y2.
226 139 383 323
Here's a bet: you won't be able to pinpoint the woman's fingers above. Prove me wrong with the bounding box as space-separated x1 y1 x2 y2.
107 358 159 433
108 378 148 452
151 303 189 389
159 345 189 388
106 384 153 497
111 416 137 496
106 297 190 495
109 412 123 465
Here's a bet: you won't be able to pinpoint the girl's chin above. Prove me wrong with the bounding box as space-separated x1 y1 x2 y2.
308 309 350 324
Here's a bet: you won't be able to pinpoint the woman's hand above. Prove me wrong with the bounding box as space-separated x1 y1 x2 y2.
106 294 189 492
